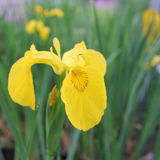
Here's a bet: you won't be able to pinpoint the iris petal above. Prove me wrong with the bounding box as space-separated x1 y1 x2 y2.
8 56 35 110
8 45 64 110
62 41 87 61
53 38 61 58
61 66 107 131
81 49 107 76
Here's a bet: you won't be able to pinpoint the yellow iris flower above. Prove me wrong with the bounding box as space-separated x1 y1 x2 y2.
35 5 43 14
49 8 64 18
25 19 37 34
150 55 160 67
36 20 44 32
25 20 50 40
39 26 51 40
8 38 107 131
142 9 160 42
44 9 50 18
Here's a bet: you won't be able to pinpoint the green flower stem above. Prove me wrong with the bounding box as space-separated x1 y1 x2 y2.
60 71 65 88
46 101 65 156
46 82 65 157
47 154 53 160
0 91 25 159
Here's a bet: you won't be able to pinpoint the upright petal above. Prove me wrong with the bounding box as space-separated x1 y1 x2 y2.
61 66 107 131
74 41 87 54
81 49 107 76
53 38 61 59
62 55 85 69
62 41 87 61
8 56 35 110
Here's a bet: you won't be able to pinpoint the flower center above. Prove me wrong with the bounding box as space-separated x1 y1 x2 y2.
71 70 88 92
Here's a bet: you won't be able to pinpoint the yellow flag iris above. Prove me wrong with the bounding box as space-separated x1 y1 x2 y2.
8 38 107 131
44 9 50 18
142 9 160 42
150 55 160 67
36 20 44 32
39 26 51 40
35 5 43 14
25 19 37 34
49 8 64 18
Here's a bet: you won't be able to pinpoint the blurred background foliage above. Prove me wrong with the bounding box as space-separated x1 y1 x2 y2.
1 0 160 159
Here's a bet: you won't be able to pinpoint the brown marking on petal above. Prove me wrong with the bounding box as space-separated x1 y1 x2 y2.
71 70 88 92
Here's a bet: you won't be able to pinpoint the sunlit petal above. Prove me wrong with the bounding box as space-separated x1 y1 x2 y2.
62 48 77 61
61 66 107 131
74 41 87 55
8 44 65 110
81 49 107 76
8 56 35 110
62 41 87 61
62 55 85 69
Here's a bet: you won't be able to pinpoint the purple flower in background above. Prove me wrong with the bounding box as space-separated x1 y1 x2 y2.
5 8 14 23
95 0 115 10
0 0 35 23
0 9 3 16
11 0 18 5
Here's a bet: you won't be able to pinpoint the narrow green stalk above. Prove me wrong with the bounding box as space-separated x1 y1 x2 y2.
0 147 5 160
47 154 53 160
60 71 65 87
66 129 81 160
93 6 103 53
24 108 40 160
0 91 25 159
80 0 92 48
14 147 19 160
37 66 52 160
154 121 160 160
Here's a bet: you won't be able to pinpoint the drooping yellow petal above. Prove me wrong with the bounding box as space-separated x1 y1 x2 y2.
81 49 107 76
31 44 64 75
8 44 64 110
27 44 60 73
8 56 35 110
61 66 107 131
